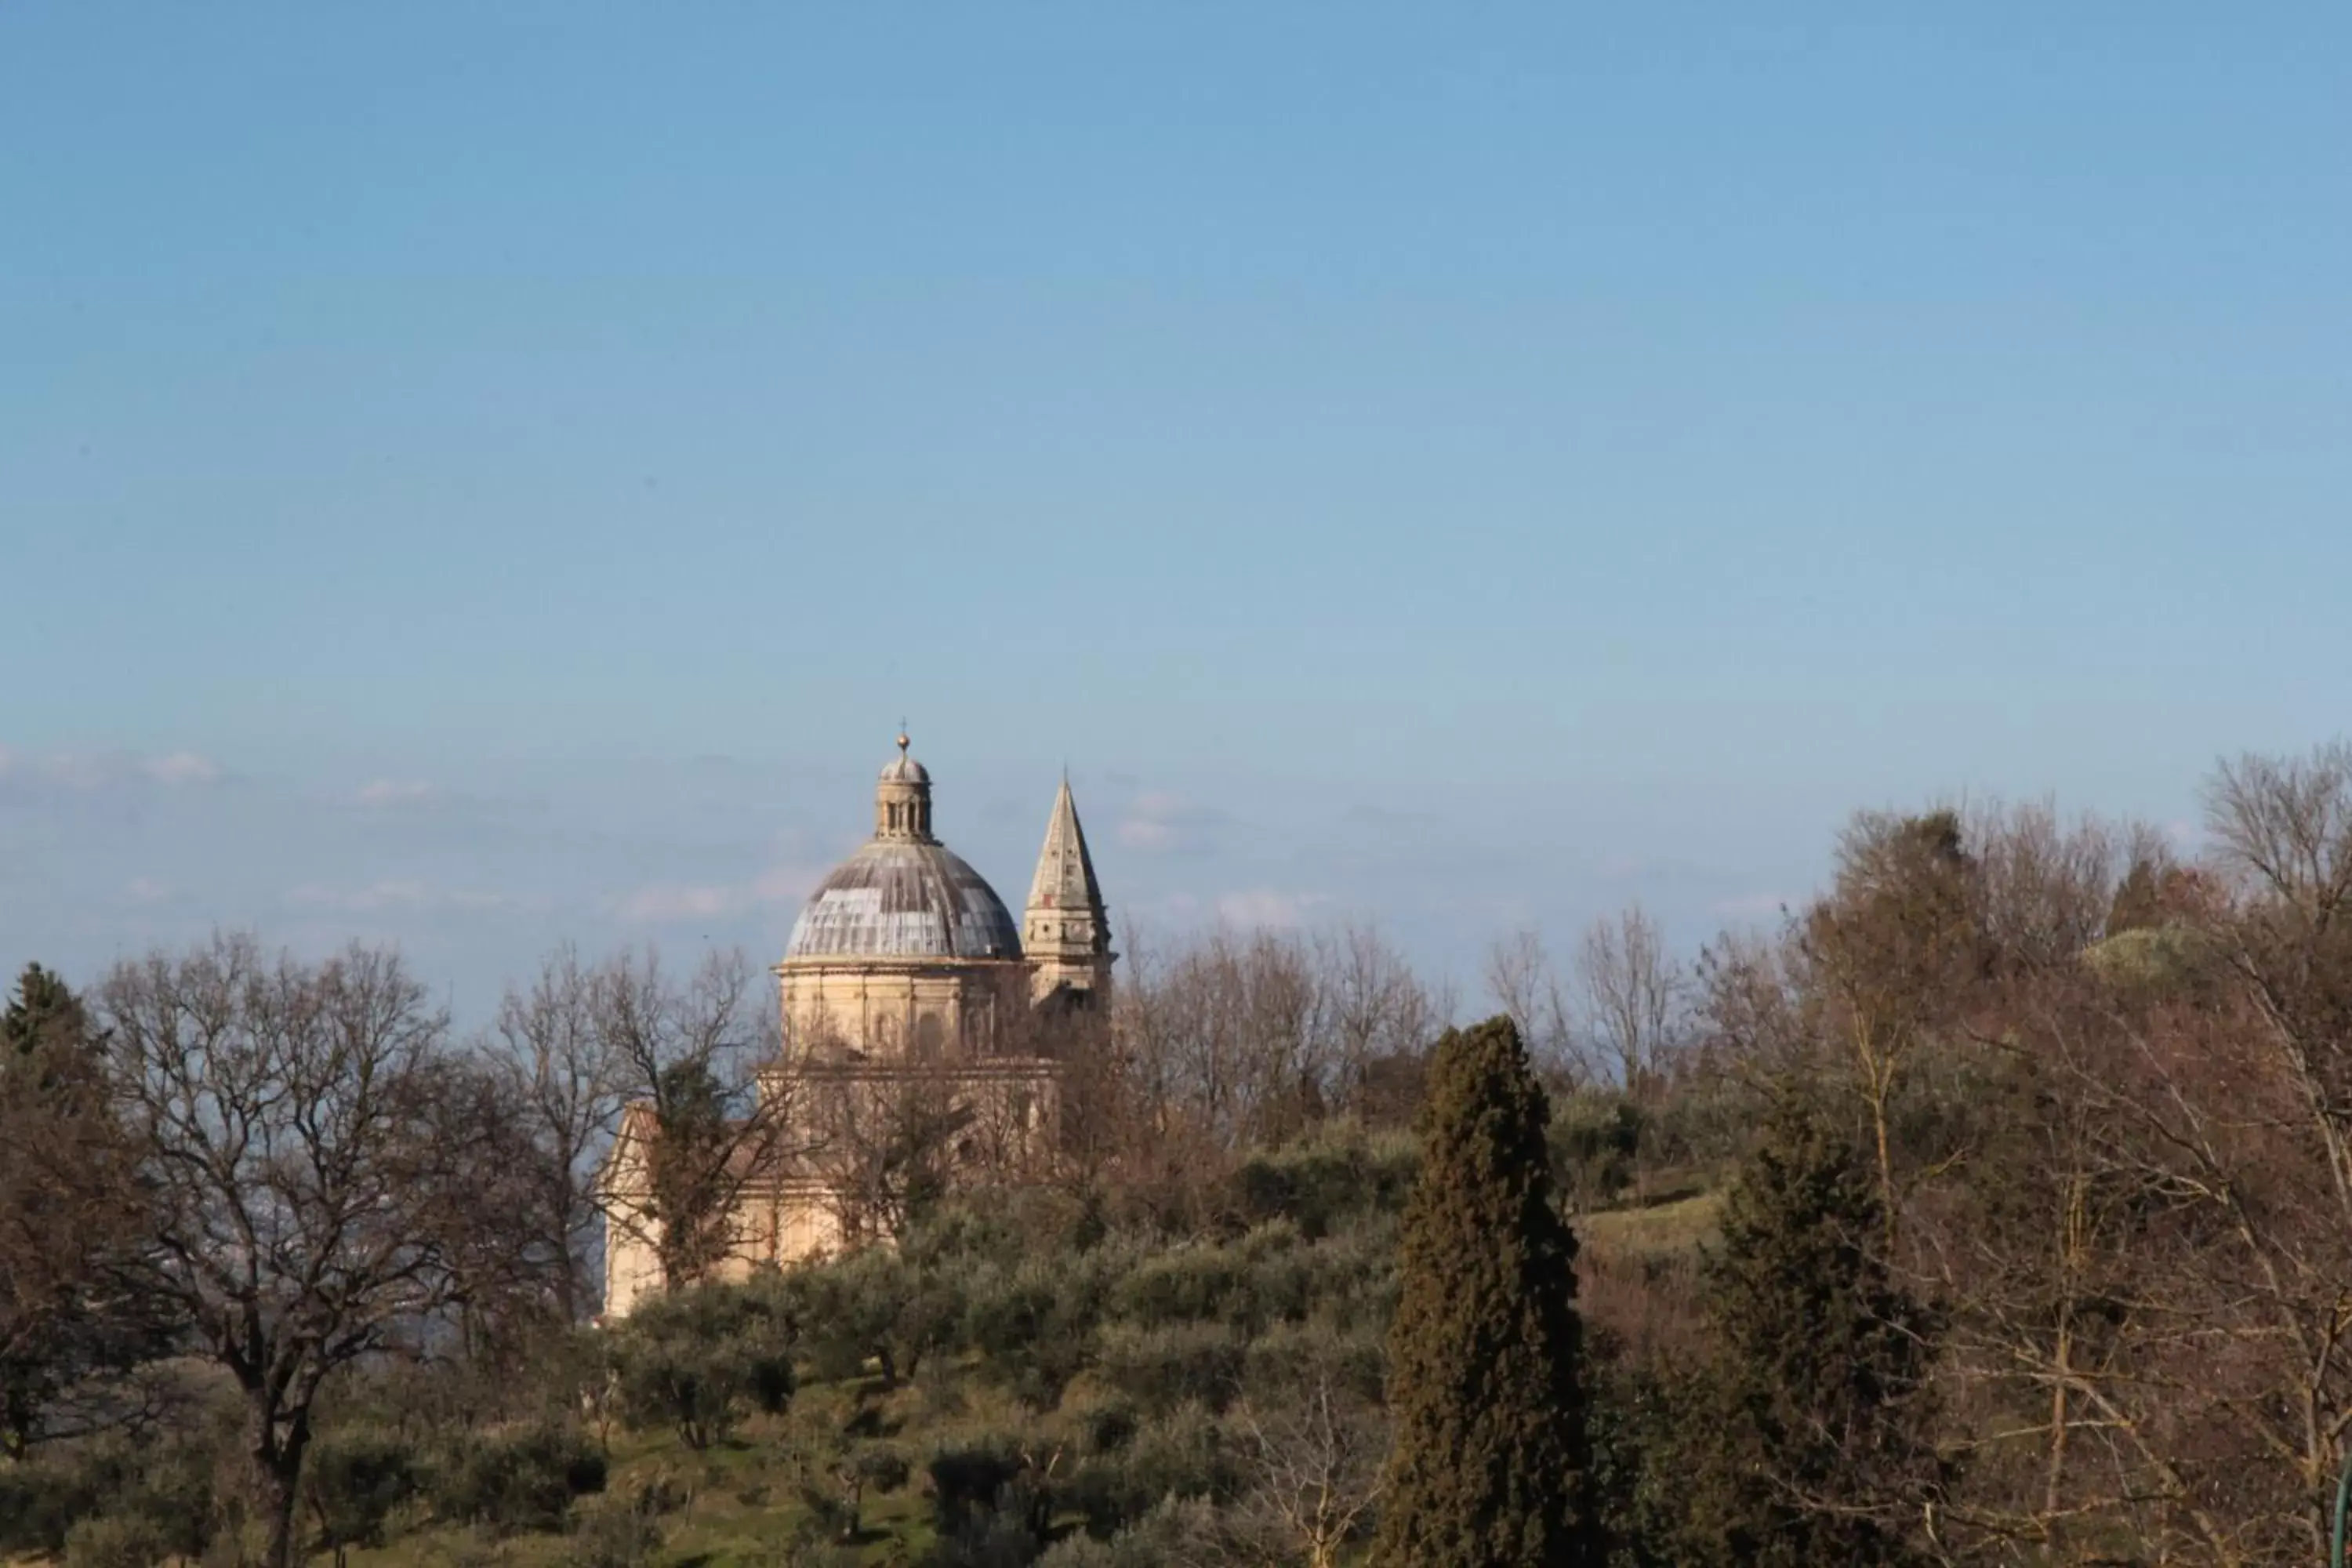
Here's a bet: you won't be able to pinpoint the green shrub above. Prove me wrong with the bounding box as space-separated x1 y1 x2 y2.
785 1396 913 1544
1226 1123 1418 1236
1243 1319 1386 1404
1036 1497 1233 1567
605 1277 797 1448
1288 1213 1402 1337
132 1432 230 1563
1095 1322 1248 1415
427 1423 607 1534
411 1524 517 1567
927 1437 1032 1540
923 1476 1053 1568
619 1468 689 1518
1552 1090 1646 1205
783 1244 966 1388
767 1539 861 1568
0 1449 108 1555
304 1429 423 1562
1112 1247 1254 1329
558 1497 666 1568
1062 1403 1240 1538
1076 1401 1138 1456
61 1513 172 1568
962 1252 1121 1410
855 1443 912 1504
1105 1228 1316 1337
0 1428 229 1561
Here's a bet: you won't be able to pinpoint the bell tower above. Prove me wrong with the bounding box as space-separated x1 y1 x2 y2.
1022 774 1114 1005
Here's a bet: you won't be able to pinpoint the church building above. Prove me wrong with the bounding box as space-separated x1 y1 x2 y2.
600 735 1112 1317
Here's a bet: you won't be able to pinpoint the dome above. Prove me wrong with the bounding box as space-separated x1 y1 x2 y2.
880 731 929 785
784 839 1024 962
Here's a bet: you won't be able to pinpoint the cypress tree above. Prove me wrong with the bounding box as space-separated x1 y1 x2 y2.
648 1060 737 1288
1 963 175 1458
2 963 96 1082
1679 1090 1946 1568
1375 1015 1598 1568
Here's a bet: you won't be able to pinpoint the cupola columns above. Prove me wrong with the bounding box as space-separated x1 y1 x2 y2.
874 731 935 842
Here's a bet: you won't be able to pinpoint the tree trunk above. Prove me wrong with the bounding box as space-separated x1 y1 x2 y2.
250 1412 309 1568
1855 1015 1901 1253
256 1454 301 1568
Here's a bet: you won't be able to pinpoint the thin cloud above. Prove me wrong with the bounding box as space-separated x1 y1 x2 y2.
289 880 434 913
0 747 223 793
287 880 530 915
1707 891 1789 920
1118 790 1221 855
612 862 817 926
125 877 175 905
355 779 442 808
614 884 744 924
1215 887 1330 929
1119 818 1179 851
146 751 221 785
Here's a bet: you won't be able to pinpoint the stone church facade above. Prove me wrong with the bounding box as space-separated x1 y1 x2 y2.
599 735 1112 1317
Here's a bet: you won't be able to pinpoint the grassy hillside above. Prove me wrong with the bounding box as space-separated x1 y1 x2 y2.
1 1108 1731 1568
333 1185 1722 1568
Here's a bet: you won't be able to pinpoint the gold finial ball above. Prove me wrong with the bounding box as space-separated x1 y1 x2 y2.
897 731 910 753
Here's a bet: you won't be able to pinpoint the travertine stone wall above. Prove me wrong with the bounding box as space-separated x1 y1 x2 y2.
776 957 1032 1062
601 1174 845 1320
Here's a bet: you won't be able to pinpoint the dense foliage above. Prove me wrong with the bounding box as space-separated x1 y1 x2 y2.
1674 1092 1945 1567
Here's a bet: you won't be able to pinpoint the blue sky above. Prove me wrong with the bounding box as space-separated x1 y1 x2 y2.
3 3 2347 1021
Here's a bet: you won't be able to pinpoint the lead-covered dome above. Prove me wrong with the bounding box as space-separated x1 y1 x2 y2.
784 840 1023 961
782 735 1024 964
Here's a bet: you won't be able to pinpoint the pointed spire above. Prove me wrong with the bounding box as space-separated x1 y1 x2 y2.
1025 775 1104 920
1023 775 1112 1009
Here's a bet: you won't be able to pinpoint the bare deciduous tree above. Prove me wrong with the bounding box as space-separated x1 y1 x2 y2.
1967 800 2136 972
1319 921 1445 1116
1573 903 1686 1099
97 935 523 1568
595 947 816 1292
1233 1371 1389 1568
811 1065 987 1244
1800 808 1983 1247
1483 929 1579 1086
487 944 626 1322
1116 926 1337 1150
